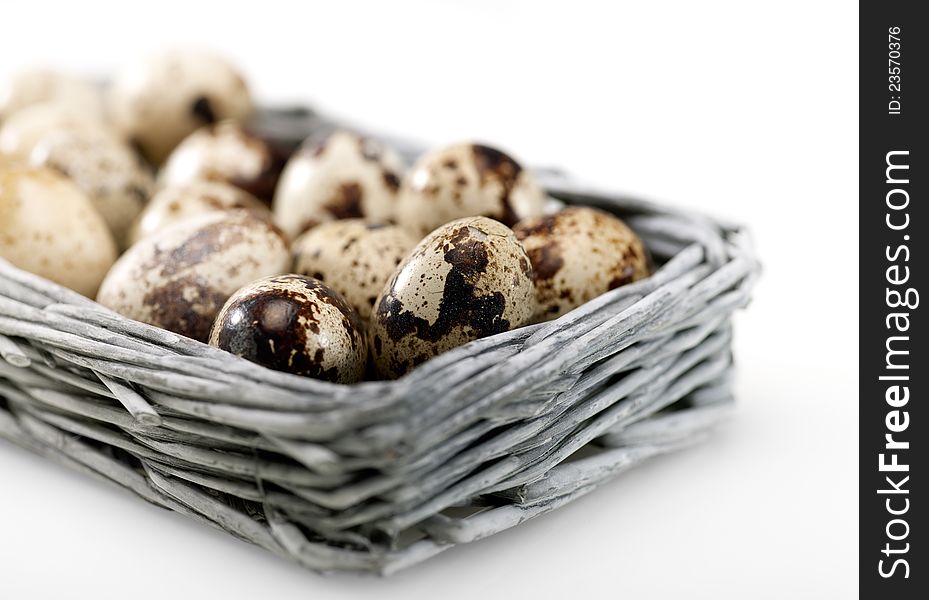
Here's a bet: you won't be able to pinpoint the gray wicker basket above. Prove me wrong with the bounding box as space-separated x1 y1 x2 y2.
0 108 759 575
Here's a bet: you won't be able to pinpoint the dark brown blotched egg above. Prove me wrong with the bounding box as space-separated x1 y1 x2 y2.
395 142 546 237
370 216 536 379
128 180 269 246
96 211 289 342
108 49 253 164
272 130 406 239
513 206 651 321
158 120 286 205
209 274 368 383
292 219 418 321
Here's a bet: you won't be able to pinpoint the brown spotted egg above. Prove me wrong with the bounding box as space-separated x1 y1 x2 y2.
513 207 651 321
0 166 117 297
395 143 546 237
128 180 269 246
96 211 290 342
0 69 103 123
30 127 154 249
109 49 253 164
370 216 535 379
292 220 418 321
158 121 286 205
272 130 405 239
209 274 367 383
0 102 110 160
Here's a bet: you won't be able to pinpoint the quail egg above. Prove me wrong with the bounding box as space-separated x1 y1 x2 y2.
128 180 269 246
370 216 535 378
0 69 103 123
292 220 418 321
209 274 367 383
0 102 109 160
30 127 153 249
109 49 253 164
159 120 285 204
395 142 546 237
97 211 289 342
0 165 117 297
272 130 405 239
513 206 651 321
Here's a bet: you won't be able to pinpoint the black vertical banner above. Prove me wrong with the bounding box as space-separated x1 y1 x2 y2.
861 2 926 597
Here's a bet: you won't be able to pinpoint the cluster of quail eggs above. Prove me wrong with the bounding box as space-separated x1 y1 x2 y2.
0 50 651 383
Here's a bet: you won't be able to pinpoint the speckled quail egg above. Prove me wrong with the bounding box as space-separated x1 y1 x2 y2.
0 165 117 297
395 142 546 237
272 130 405 239
370 216 535 378
292 220 418 321
30 127 153 249
513 206 651 321
128 180 269 246
0 102 110 160
158 120 285 205
97 211 289 342
209 274 368 383
109 49 253 164
0 69 103 123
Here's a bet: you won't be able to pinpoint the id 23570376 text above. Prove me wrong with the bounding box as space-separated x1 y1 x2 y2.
888 26 903 115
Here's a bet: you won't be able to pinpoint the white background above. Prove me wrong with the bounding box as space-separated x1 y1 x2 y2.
0 1 858 598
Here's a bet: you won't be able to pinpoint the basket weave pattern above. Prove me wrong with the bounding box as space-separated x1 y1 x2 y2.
0 149 758 574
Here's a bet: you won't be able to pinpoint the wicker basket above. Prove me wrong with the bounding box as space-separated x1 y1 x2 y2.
0 108 760 575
